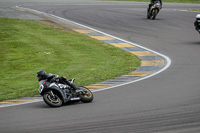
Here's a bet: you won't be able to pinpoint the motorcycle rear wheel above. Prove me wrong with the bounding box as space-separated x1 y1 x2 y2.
79 86 93 103
43 91 63 107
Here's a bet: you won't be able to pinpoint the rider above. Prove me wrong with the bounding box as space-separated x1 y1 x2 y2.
36 70 78 90
194 14 200 32
148 0 162 13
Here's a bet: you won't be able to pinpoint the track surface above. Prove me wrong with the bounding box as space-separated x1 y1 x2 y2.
1 0 200 133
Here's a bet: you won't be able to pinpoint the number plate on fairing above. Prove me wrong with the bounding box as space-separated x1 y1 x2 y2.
38 84 44 93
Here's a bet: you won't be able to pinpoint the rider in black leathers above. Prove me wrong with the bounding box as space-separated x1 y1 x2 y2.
148 0 162 13
194 14 200 32
36 70 77 90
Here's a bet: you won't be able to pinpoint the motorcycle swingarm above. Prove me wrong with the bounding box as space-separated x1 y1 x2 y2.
75 89 87 94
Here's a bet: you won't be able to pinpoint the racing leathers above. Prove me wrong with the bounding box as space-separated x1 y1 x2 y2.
148 0 162 13
194 14 200 32
46 73 77 90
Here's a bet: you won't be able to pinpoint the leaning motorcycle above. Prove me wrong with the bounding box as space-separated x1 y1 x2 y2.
38 78 93 107
147 1 161 20
194 14 200 34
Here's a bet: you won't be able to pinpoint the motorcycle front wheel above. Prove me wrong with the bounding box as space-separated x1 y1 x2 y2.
43 91 63 107
79 86 93 103
152 9 158 20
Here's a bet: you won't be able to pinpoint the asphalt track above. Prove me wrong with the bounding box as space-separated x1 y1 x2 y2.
1 0 200 133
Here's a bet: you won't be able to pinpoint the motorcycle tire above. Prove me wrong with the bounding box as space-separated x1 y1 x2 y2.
43 91 63 107
152 10 158 20
79 86 93 103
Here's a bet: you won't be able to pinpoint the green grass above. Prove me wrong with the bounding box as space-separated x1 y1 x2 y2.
188 9 200 11
107 0 200 3
0 17 141 101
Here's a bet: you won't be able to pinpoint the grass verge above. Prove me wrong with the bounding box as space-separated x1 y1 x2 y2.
0 17 141 101
107 0 200 3
188 9 200 11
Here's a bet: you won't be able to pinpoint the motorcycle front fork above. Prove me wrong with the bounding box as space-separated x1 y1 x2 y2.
50 91 55 98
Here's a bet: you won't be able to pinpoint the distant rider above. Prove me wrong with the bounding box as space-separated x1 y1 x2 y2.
194 14 200 32
148 0 162 13
36 70 77 90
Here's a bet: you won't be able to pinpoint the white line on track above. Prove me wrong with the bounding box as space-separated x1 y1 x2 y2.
0 100 42 108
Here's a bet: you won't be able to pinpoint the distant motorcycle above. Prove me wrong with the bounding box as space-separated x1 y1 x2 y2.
38 78 93 107
194 14 200 34
147 0 162 20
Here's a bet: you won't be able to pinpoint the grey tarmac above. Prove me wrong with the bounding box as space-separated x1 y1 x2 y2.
0 0 200 133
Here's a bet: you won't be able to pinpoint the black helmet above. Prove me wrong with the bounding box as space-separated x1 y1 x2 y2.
36 70 47 81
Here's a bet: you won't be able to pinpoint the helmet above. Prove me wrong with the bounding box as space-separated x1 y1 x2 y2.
36 70 47 81
196 14 200 21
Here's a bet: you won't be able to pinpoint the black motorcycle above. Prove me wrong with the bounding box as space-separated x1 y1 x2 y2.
38 78 93 107
147 0 161 20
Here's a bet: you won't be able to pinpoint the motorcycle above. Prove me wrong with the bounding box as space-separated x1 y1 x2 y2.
38 77 93 107
147 1 161 20
194 14 200 34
